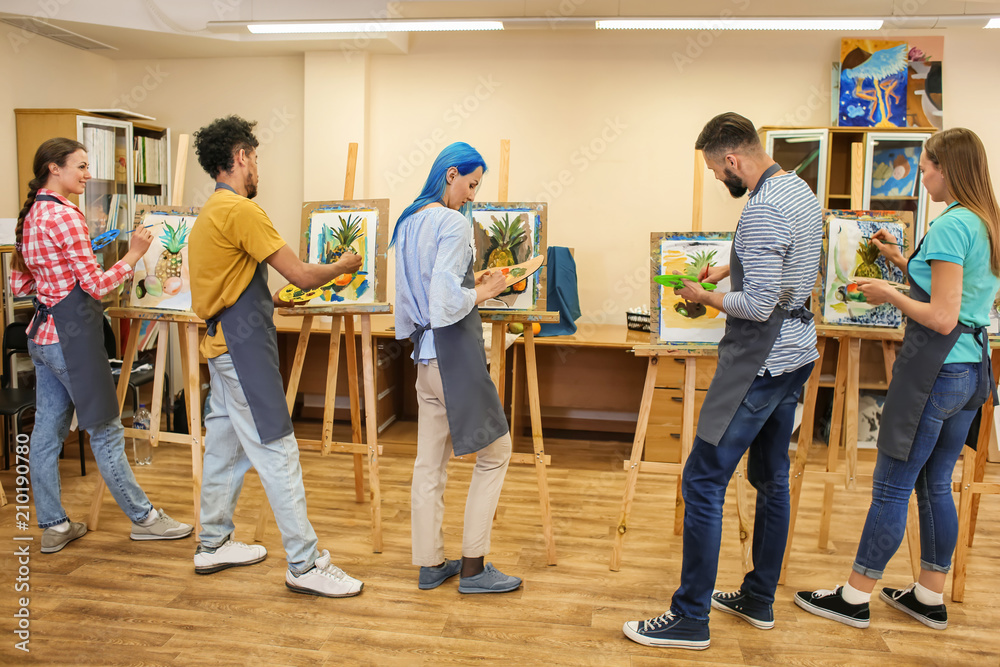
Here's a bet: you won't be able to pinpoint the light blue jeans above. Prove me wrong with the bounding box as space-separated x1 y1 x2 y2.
199 353 320 574
28 340 153 528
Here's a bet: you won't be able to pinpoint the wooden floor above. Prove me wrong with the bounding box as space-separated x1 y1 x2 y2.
1 421 999 666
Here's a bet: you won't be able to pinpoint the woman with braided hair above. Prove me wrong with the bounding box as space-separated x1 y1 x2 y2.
12 137 192 553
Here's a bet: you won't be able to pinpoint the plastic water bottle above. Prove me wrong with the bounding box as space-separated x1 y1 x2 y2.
133 404 152 466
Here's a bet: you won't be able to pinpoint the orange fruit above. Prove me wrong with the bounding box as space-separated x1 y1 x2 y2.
531 322 541 335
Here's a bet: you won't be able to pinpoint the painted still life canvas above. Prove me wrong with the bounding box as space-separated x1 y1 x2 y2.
650 232 733 345
293 199 389 307
129 206 199 312
471 202 547 310
816 210 911 328
839 39 908 128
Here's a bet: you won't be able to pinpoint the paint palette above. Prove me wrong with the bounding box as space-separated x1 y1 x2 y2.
475 254 545 289
279 284 325 304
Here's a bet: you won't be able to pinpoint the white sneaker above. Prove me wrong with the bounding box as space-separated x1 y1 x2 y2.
194 539 267 574
285 549 363 598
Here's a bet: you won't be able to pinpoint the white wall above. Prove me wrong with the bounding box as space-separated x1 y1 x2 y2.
5 27 1000 326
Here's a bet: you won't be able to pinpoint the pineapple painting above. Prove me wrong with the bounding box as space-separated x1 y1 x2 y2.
486 213 526 269
471 205 543 310
674 249 718 320
152 221 190 296
854 239 882 278
321 214 365 294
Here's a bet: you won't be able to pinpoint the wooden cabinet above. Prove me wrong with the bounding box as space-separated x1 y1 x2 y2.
644 356 717 463
760 125 934 239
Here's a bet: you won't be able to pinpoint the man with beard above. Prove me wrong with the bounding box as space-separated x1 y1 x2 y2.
187 116 365 597
623 112 823 650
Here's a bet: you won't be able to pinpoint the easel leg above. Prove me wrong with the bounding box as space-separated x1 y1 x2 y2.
360 315 383 553
148 321 169 448
674 358 697 536
966 349 1000 546
490 322 506 396
89 317 143 531
735 453 752 574
952 445 976 602
320 317 344 456
344 315 365 503
610 356 658 571
820 339 849 550
177 325 192 428
524 328 556 565
780 337 824 584
185 323 203 536
843 338 861 491
510 345 525 445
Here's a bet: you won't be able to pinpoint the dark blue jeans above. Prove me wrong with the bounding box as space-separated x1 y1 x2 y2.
853 363 980 579
671 362 814 622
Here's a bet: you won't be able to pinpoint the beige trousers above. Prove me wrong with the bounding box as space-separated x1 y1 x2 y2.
411 360 512 566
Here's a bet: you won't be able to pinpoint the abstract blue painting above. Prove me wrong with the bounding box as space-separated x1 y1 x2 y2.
839 39 908 128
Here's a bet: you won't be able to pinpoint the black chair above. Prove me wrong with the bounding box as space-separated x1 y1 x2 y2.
0 323 35 471
102 317 170 426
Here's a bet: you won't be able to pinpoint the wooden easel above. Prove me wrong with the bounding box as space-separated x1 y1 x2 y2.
473 139 559 565
611 153 753 571
89 134 205 533
779 326 923 583
952 344 1000 601
253 143 387 553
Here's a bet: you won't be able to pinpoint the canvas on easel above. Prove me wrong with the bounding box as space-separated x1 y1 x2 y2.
649 231 733 346
128 205 199 312
294 199 390 307
471 202 547 310
815 209 913 328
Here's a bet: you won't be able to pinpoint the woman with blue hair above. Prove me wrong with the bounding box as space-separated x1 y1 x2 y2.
393 142 521 594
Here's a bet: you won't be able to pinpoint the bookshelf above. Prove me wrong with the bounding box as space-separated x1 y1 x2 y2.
14 109 173 352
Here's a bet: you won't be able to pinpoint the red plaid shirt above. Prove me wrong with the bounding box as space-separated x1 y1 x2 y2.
10 189 133 345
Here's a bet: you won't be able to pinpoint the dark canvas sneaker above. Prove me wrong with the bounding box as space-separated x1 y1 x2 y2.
285 550 363 598
41 521 87 553
795 587 870 628
458 563 521 594
880 585 948 630
711 589 775 630
419 559 462 590
622 611 710 650
130 508 193 541
194 539 267 574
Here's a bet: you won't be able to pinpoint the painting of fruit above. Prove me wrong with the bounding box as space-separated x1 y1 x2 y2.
854 238 882 278
471 204 545 310
302 203 386 306
655 233 732 346
129 210 197 311
154 220 189 284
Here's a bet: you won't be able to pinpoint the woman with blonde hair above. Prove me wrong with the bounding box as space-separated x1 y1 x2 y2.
797 127 1000 630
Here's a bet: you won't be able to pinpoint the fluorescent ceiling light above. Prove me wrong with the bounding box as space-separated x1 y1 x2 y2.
986 18 1000 28
596 19 883 31
247 20 503 34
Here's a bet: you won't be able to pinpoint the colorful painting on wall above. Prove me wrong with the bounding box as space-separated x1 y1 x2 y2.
471 202 547 310
905 36 943 129
129 206 199 312
839 39 909 128
650 232 733 345
870 144 921 197
815 210 912 328
294 199 390 307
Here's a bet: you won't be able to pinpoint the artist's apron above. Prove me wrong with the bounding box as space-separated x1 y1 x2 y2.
204 261 294 444
877 232 996 461
409 258 509 456
696 164 815 446
26 194 119 431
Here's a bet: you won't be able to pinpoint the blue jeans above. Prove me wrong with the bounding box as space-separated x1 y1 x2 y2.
853 363 979 579
671 362 814 622
28 340 153 528
199 354 320 574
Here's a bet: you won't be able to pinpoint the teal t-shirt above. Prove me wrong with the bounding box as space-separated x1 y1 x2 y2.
908 202 1000 364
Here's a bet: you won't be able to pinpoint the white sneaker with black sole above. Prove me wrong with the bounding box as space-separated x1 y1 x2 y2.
285 549 363 598
194 540 267 574
794 587 870 628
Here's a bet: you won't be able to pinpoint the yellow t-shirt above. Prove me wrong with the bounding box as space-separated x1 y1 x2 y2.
189 189 286 359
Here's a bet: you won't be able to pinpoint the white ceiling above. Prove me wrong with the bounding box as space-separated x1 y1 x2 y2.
1 0 998 59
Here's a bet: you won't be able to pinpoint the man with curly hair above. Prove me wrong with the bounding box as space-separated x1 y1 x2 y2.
187 115 365 598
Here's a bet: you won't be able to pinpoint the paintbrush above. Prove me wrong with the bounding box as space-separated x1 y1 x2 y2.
862 235 908 249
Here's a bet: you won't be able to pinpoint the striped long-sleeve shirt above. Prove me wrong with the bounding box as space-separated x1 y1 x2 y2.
722 172 823 375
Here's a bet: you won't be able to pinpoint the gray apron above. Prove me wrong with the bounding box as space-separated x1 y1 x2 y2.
697 164 815 446
409 258 509 456
26 193 119 431
204 259 293 444
877 230 996 461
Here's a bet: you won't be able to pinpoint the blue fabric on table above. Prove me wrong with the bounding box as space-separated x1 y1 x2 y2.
538 246 580 336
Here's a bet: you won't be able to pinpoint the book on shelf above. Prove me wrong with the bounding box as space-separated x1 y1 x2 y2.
133 135 166 184
82 125 116 180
